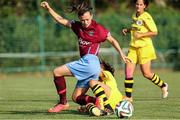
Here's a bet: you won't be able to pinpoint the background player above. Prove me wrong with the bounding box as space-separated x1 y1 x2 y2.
121 0 168 101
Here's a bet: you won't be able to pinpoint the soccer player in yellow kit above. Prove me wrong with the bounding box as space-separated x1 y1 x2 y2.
121 0 168 101
78 60 123 116
98 60 123 110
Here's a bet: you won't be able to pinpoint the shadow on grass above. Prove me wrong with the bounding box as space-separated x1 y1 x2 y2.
0 99 66 102
1 110 74 114
0 110 118 119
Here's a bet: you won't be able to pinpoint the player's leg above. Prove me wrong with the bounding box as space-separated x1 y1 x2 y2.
72 81 109 116
93 81 111 110
72 87 96 105
124 47 137 101
89 80 114 115
86 102 107 116
140 61 168 98
72 87 95 113
48 64 72 113
124 62 136 101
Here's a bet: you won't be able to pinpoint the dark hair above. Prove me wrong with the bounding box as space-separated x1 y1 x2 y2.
134 0 149 7
68 0 93 17
100 59 115 76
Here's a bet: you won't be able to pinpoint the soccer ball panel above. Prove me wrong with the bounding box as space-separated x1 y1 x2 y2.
115 100 134 119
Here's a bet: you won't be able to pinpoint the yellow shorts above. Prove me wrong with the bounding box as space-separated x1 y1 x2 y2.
128 45 157 64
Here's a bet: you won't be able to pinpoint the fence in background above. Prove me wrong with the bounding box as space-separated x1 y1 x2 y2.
0 48 179 72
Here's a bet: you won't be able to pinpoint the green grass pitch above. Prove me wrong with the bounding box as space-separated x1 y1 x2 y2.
0 69 180 119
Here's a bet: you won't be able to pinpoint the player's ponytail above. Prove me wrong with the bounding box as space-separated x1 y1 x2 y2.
68 0 93 17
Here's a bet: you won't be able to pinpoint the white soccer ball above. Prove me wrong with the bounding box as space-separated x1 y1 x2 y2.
115 100 134 119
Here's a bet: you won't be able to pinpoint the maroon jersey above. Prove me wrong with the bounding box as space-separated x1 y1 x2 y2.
71 20 109 57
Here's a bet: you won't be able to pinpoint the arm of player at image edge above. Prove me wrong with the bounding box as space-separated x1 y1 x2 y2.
106 34 132 63
40 1 71 28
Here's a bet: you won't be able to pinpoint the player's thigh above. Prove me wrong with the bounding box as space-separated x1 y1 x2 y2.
72 87 89 101
53 64 73 76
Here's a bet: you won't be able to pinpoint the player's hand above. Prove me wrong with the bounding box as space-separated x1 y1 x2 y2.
121 54 132 63
125 57 132 63
121 29 128 36
41 1 50 10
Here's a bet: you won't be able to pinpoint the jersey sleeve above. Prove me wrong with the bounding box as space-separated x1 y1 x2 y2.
143 13 158 32
70 20 81 35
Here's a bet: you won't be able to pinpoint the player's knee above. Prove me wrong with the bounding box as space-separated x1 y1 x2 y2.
53 68 58 76
89 80 98 88
72 95 81 104
72 94 78 103
53 67 62 76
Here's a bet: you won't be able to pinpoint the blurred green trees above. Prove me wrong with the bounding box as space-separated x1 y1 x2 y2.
0 0 180 71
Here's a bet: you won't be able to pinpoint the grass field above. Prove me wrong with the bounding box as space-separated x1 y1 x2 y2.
0 69 180 119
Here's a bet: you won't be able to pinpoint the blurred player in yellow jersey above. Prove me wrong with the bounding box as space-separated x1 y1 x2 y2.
78 59 123 116
98 60 123 110
121 0 168 101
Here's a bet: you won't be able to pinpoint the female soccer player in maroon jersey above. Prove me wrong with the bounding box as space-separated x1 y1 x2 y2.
41 0 131 114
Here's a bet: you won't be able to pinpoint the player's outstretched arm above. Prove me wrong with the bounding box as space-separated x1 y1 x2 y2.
107 35 131 63
41 1 71 28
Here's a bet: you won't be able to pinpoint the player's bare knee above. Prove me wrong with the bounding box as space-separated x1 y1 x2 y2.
72 94 78 103
53 68 58 76
89 80 98 88
53 67 62 76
